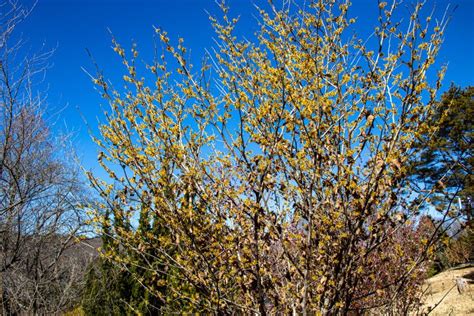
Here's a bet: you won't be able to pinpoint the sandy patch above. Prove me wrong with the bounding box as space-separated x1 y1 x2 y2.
422 265 474 315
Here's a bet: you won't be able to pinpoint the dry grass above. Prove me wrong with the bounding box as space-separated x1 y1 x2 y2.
422 265 474 315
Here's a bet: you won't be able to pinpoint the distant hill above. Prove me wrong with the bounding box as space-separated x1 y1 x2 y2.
65 237 102 260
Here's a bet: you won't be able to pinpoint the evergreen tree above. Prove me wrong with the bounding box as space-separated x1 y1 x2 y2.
410 86 473 223
81 210 132 315
82 204 173 314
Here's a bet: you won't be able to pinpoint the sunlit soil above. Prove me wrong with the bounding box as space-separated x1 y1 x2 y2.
422 265 474 315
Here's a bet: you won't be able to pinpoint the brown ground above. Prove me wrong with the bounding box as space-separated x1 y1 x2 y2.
422 265 474 315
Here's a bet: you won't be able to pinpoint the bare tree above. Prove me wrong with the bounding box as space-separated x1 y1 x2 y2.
0 1 91 314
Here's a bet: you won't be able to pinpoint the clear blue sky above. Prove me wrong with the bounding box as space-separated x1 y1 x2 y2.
14 0 474 172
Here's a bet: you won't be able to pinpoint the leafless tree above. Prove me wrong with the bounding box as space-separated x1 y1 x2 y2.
0 1 91 314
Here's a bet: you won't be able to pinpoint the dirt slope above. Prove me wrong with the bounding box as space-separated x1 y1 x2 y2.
422 265 474 315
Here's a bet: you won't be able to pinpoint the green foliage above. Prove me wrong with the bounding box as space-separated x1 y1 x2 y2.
410 86 474 276
410 86 473 220
81 258 129 316
81 250 194 315
81 213 179 314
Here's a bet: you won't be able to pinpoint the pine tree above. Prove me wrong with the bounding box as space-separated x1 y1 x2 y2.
81 211 132 315
410 86 473 223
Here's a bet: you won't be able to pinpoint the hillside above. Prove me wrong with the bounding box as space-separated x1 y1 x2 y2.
423 265 474 315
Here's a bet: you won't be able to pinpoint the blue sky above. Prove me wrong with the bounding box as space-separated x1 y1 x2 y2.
14 0 474 172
